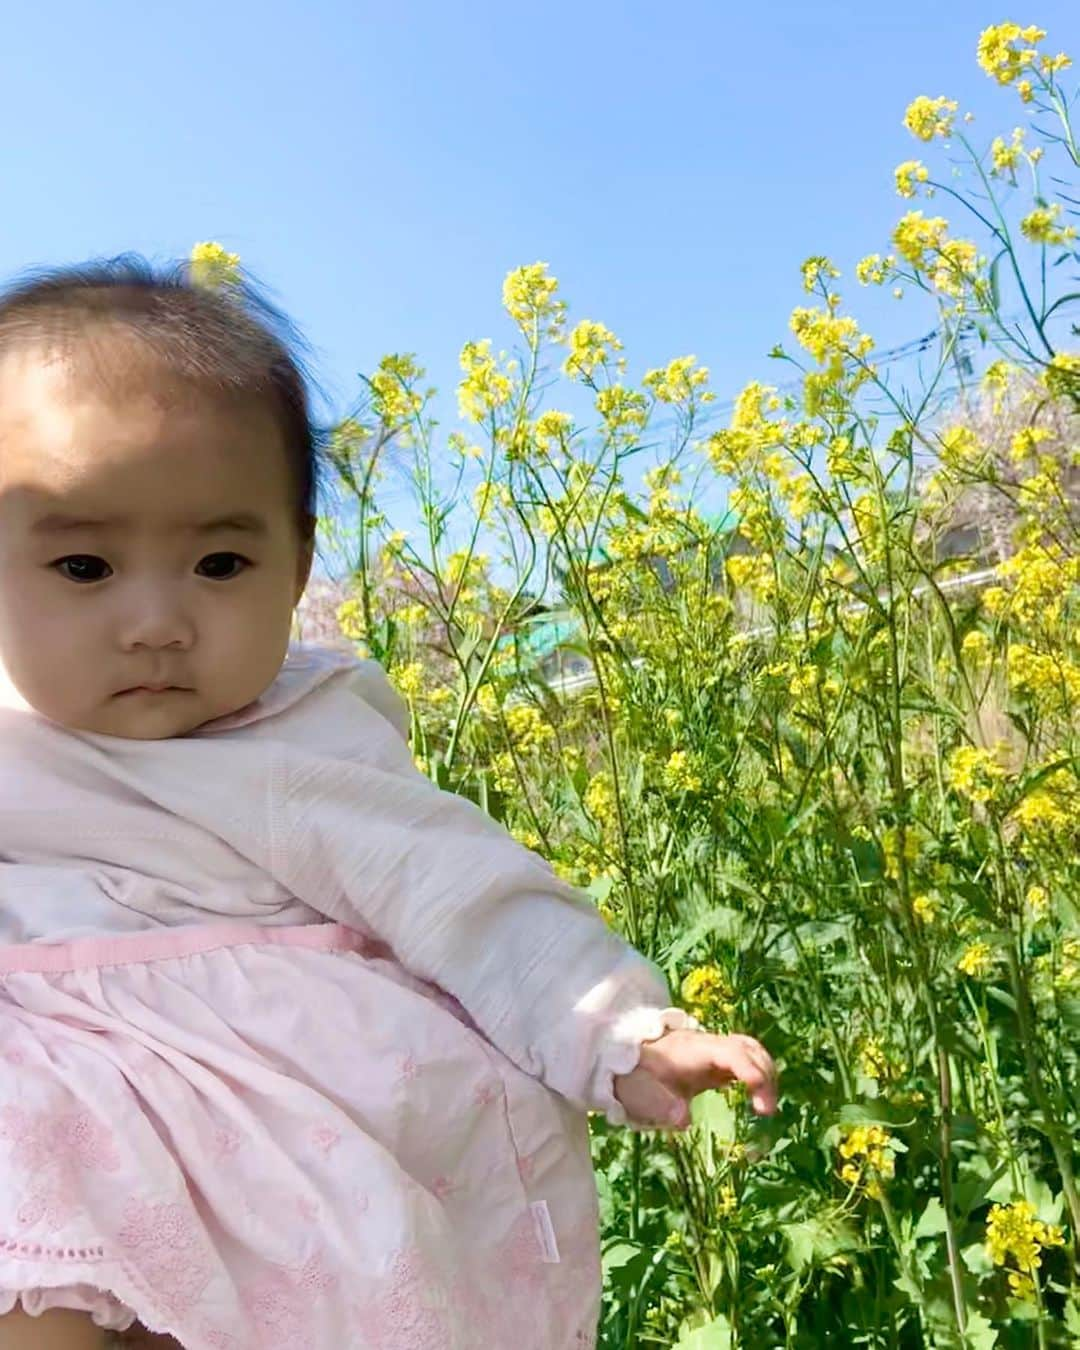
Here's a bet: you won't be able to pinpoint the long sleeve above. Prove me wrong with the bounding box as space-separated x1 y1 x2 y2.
267 665 697 1122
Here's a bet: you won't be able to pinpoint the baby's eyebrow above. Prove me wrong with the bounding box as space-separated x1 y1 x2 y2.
31 512 270 536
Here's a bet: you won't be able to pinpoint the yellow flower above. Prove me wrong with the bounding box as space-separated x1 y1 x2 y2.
931 238 980 298
1020 204 1076 247
947 744 1008 803
855 254 894 286
336 598 368 643
789 307 873 367
584 771 618 830
894 160 930 197
800 256 841 292
892 211 949 271
717 1183 738 1217
726 553 776 600
912 893 939 924
979 24 1073 101
458 340 514 421
595 385 648 433
961 630 992 663
503 703 554 753
563 320 623 380
704 381 788 473
1040 52 1072 76
994 544 1079 626
990 128 1026 176
369 353 425 427
1007 643 1080 712
190 240 241 288
958 941 993 979
939 424 983 474
986 1199 1063 1274
859 1038 888 1081
661 749 703 794
882 825 922 881
389 661 425 701
1026 884 1050 919
1009 425 1052 462
502 262 565 336
643 356 712 405
1042 352 1080 402
838 1125 896 1199
681 965 735 1024
1010 786 1073 836
903 95 958 142
533 410 573 457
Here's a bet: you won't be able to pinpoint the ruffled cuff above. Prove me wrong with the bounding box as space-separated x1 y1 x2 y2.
593 1004 702 1127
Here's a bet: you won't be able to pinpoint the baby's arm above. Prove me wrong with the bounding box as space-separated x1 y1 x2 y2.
267 677 706 1123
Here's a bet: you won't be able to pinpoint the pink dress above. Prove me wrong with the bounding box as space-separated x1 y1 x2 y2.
0 645 693 1348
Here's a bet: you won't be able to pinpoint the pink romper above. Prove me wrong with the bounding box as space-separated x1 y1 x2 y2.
0 644 692 1348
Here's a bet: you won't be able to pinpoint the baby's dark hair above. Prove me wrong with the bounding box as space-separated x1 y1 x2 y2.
0 254 323 541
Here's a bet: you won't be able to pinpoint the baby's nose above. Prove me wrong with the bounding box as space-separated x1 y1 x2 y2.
119 583 196 650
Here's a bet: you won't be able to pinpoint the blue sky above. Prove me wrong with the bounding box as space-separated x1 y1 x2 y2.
2 0 1074 531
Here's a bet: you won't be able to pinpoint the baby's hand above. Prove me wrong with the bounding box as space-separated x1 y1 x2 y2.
612 1029 778 1129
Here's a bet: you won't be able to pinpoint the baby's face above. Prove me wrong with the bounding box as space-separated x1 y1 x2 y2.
0 348 313 738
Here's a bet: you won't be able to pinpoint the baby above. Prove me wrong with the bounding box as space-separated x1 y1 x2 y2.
0 258 776 1350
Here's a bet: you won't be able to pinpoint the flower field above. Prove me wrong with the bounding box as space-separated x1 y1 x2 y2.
287 21 1079 1347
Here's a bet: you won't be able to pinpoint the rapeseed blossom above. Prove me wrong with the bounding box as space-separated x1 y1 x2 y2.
894 160 929 198
502 262 565 337
958 941 993 979
681 965 735 1024
990 128 1026 176
855 253 894 286
369 353 425 426
563 320 623 380
892 212 949 270
977 23 1070 95
903 95 958 141
458 340 514 421
838 1125 896 1199
643 356 714 406
190 240 241 288
662 750 704 794
985 1199 1064 1302
947 745 1009 802
1020 204 1077 247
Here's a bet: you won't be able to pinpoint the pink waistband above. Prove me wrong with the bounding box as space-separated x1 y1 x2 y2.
0 922 384 975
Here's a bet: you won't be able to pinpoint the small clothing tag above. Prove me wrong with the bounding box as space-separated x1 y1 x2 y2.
530 1200 561 1263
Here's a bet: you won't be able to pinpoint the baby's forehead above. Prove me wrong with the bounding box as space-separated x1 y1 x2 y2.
0 335 255 416
0 346 292 521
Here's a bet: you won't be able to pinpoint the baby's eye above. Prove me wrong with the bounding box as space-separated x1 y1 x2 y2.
197 552 252 580
53 555 111 584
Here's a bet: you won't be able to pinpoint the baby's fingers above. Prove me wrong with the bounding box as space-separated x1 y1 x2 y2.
713 1036 778 1115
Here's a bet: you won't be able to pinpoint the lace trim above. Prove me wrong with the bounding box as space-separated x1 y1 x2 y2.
597 1006 702 1126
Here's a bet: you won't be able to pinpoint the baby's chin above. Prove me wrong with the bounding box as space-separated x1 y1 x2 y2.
49 689 232 740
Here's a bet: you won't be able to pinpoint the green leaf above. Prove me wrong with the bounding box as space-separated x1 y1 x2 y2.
691 1088 737 1149
666 906 745 963
586 875 613 904
960 1240 994 1278
782 1213 860 1275
601 1240 642 1275
960 1310 999 1349
673 1313 733 1350
914 1197 948 1241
